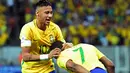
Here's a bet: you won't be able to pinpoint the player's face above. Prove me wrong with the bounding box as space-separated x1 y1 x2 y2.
36 6 53 25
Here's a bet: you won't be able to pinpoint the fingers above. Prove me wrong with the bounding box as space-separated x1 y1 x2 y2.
53 48 61 58
49 48 61 59
62 43 73 50
54 48 60 51
53 55 59 57
53 48 61 53
53 48 61 55
53 55 59 59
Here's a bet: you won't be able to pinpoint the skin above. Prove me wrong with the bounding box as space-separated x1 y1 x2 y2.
22 47 61 62
62 43 73 50
66 59 90 73
22 6 61 62
100 56 115 73
55 44 90 73
22 6 71 61
57 44 115 73
36 6 53 31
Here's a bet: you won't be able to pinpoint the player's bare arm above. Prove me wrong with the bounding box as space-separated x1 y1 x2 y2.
100 56 115 73
66 59 90 73
22 47 61 62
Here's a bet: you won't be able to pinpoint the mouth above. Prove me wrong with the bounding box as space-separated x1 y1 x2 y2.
46 19 51 23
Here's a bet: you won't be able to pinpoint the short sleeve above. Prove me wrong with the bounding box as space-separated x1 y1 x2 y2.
55 25 66 43
19 24 32 47
94 47 105 59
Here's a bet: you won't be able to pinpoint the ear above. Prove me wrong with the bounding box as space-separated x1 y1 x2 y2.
36 11 39 16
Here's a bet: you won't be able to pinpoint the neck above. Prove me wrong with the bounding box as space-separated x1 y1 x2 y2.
36 19 46 31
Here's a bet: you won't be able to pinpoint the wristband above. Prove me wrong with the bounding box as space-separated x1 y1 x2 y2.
40 54 48 60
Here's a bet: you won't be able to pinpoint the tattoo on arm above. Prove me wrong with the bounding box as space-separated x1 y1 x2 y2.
28 54 32 60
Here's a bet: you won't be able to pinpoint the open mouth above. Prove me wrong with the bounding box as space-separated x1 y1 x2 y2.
46 19 50 23
46 19 50 21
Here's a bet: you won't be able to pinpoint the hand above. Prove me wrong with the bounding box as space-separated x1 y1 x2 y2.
48 48 61 59
62 43 73 50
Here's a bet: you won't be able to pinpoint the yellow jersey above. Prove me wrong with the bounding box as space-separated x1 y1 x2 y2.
19 19 65 73
57 44 106 73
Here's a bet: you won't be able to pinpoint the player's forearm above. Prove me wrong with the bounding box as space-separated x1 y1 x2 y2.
106 66 115 73
74 64 90 73
99 56 115 73
68 63 90 73
22 53 40 62
22 53 50 62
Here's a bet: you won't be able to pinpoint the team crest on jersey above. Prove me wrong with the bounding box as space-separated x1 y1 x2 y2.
50 35 55 43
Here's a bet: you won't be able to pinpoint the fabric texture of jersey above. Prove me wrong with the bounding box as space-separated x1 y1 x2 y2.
19 19 65 73
57 44 106 73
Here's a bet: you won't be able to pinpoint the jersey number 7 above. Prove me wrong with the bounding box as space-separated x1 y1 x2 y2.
73 47 85 64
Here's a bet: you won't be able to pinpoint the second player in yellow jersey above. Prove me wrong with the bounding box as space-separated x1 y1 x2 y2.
49 41 115 73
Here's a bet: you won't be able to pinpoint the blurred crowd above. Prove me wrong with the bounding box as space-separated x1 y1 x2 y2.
0 0 130 46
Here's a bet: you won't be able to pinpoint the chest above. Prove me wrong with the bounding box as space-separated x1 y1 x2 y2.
31 29 56 45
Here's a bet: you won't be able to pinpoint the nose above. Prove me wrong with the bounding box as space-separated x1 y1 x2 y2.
48 13 53 17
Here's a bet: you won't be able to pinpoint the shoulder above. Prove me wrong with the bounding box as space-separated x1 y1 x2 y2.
21 21 34 30
60 48 73 57
83 43 95 47
76 44 96 49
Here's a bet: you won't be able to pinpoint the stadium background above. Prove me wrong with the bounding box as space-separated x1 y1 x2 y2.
0 0 130 73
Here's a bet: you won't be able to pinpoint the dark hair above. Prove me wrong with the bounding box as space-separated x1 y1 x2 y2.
36 0 52 8
50 41 64 50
